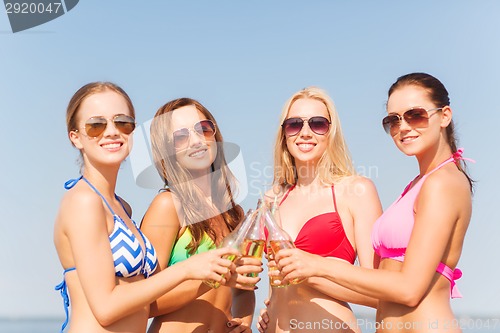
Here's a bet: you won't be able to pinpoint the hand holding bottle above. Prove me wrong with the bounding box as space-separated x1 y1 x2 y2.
181 247 240 283
273 247 323 284
226 256 263 290
264 198 304 287
204 209 263 288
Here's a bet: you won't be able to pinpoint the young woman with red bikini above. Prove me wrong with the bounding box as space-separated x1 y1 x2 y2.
258 87 382 333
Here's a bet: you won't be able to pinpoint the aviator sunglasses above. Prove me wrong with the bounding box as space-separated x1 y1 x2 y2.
77 114 136 138
282 116 331 137
172 119 217 149
382 107 443 135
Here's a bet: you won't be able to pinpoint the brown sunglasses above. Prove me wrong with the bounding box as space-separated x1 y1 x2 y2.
76 114 136 138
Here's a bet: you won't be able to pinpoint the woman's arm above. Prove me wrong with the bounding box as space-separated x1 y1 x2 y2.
307 276 378 308
277 171 470 306
141 191 214 316
348 177 382 269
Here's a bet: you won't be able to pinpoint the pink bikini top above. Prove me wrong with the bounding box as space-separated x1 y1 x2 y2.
372 149 471 298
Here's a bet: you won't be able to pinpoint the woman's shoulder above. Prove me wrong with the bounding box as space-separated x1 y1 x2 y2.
142 189 182 228
60 183 104 212
422 164 471 197
149 189 184 210
57 184 107 232
335 175 378 196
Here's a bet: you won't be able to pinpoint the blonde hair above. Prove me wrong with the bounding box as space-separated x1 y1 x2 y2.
273 87 356 187
150 98 242 253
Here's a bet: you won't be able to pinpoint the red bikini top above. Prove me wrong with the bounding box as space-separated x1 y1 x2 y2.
279 185 356 264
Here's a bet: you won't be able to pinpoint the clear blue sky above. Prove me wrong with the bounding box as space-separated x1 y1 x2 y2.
1 0 498 322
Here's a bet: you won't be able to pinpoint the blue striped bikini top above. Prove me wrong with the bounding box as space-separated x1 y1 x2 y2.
55 176 158 332
64 176 158 277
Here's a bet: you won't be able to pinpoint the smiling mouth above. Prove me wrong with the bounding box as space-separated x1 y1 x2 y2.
101 143 122 150
297 143 315 151
401 136 418 143
189 149 208 157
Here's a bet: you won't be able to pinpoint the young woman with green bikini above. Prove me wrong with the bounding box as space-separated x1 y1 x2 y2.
141 97 262 333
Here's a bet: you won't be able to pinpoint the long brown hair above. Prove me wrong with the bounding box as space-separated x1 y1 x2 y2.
150 98 243 253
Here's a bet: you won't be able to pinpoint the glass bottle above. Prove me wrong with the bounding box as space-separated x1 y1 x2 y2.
203 209 256 289
264 198 304 287
240 199 266 278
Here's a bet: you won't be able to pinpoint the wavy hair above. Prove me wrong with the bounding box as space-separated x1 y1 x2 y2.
150 98 242 254
273 87 356 189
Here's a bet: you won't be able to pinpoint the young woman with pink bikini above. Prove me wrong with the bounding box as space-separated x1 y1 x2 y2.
275 73 474 333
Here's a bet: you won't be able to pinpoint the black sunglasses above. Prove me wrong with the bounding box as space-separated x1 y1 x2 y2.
172 119 216 149
382 107 442 135
282 116 331 137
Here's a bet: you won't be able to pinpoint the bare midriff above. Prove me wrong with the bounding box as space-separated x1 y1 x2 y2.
267 282 361 333
148 285 234 333
66 274 149 333
375 259 460 333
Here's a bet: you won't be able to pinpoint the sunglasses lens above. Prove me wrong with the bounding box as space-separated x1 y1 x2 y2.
113 114 136 135
173 128 190 149
404 108 428 128
308 117 330 135
382 115 399 134
282 118 304 136
195 120 216 138
85 117 107 137
172 120 216 150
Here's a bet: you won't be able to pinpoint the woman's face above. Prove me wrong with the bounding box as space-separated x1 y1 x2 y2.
386 85 444 156
70 90 134 167
284 98 330 167
170 105 217 175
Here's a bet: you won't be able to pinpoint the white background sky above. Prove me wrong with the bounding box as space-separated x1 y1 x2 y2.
1 0 499 323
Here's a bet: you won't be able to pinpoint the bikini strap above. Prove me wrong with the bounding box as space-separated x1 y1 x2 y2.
436 262 463 298
400 180 415 197
54 267 76 333
452 147 475 164
279 184 296 206
400 148 475 199
64 176 118 216
331 185 339 212
64 176 83 190
424 148 475 179
116 196 132 219
82 177 118 216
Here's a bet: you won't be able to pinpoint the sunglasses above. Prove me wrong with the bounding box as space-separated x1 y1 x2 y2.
172 119 216 149
282 116 331 137
382 107 443 135
79 114 136 138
